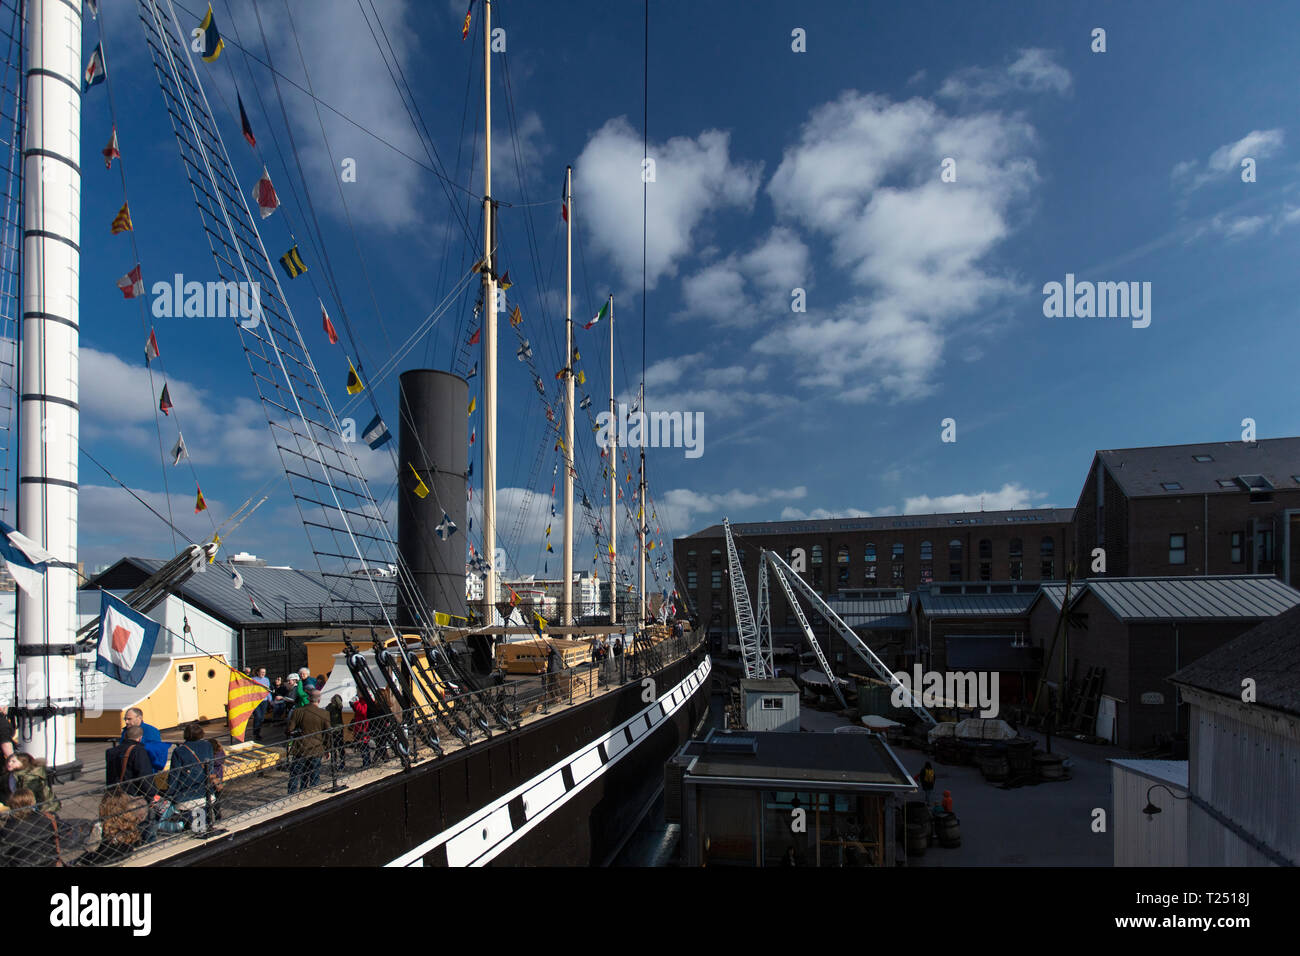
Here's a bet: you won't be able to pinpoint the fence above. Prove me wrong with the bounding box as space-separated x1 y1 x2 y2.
0 628 702 866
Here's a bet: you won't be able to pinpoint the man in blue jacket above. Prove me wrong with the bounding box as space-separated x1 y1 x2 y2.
119 707 170 772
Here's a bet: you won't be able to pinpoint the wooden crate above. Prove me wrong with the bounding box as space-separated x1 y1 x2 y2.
554 669 598 699
495 638 593 674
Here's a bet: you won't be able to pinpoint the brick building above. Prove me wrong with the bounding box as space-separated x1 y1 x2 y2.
1072 438 1300 587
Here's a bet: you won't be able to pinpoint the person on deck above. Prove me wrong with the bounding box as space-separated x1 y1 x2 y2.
0 699 14 761
0 788 60 866
6 753 60 815
287 689 330 793
349 695 371 768
119 707 170 772
167 722 214 833
919 761 936 802
106 724 160 801
272 677 295 720
250 667 271 741
942 790 953 814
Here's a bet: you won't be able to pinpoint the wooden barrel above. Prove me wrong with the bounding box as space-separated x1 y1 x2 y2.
906 822 928 856
1007 739 1033 773
936 812 961 847
1034 752 1065 780
978 752 1009 780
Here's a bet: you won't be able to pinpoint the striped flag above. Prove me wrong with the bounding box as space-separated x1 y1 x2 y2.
279 244 307 278
197 4 225 62
159 383 173 416
462 1 472 39
194 484 207 513
227 669 264 742
238 92 257 148
110 202 133 234
144 328 160 363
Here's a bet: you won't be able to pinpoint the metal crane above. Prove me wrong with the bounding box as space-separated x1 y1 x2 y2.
722 518 771 678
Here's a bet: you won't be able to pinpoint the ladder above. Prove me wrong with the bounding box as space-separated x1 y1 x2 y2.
764 550 936 725
756 558 775 679
723 518 769 678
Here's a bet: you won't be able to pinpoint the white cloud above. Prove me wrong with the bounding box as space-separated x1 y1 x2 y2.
676 227 811 328
761 91 1037 401
779 506 890 520
1172 129 1285 191
655 485 807 533
901 482 1047 515
576 118 763 289
938 49 1072 100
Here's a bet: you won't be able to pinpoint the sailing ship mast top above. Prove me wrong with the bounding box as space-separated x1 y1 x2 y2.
480 0 498 626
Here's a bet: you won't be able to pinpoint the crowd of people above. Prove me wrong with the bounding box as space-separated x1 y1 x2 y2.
0 662 405 866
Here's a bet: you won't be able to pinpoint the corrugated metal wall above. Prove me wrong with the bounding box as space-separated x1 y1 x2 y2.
1112 765 1188 866
743 689 799 733
1189 702 1297 866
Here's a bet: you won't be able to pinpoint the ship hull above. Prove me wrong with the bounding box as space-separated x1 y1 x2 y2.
160 647 710 867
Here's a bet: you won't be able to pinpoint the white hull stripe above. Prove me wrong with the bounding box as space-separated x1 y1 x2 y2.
387 654 711 867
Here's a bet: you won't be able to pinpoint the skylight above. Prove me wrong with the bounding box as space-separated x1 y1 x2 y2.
1161 481 1182 491
1193 454 1214 462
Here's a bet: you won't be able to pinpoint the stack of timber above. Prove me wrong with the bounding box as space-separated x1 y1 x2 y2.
554 668 598 699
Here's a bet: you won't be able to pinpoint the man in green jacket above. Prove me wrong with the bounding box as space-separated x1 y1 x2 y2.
287 688 330 794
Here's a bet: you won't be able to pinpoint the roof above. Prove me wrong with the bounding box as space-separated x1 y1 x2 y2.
1081 576 1300 622
1035 582 1074 611
682 507 1074 540
1109 759 1189 790
740 678 799 695
946 635 1040 671
1096 437 1300 497
87 557 397 627
1170 602 1300 716
829 594 912 629
682 730 915 790
916 583 1040 618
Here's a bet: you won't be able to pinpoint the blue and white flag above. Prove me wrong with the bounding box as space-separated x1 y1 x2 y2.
95 592 161 687
436 512 457 540
362 413 392 450
83 43 106 90
0 520 52 596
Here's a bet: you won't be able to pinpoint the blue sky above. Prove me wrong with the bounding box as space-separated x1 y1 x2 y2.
59 0 1300 591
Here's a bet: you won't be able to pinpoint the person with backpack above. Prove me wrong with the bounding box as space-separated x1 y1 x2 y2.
166 722 214 833
5 753 60 815
919 761 936 802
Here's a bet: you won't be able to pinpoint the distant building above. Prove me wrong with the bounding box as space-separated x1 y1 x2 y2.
739 678 800 733
1169 603 1300 866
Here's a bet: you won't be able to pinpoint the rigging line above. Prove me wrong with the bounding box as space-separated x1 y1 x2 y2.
81 448 195 544
359 0 480 269
149 0 400 638
166 0 481 203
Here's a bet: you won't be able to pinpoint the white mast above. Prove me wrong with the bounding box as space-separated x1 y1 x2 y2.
561 166 573 625
638 383 646 624
18 0 81 769
481 0 498 624
607 295 616 624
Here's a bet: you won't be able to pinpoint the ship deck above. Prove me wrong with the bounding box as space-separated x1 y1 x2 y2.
38 632 704 866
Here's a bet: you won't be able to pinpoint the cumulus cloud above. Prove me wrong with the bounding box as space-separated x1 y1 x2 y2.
576 118 763 289
675 227 811 328
938 49 1072 100
655 485 807 534
760 91 1037 401
1172 129 1285 192
779 506 891 520
901 482 1048 515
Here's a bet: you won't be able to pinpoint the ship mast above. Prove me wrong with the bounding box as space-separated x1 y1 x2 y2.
638 385 646 623
607 296 616 625
561 166 573 626
481 0 498 624
17 0 81 771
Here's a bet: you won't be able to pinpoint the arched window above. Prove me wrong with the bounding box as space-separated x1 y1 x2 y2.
811 545 823 565
948 539 963 580
891 542 905 585
1009 538 1023 581
837 546 850 585
811 544 823 590
687 548 697 564
978 538 993 581
710 548 721 567
919 540 934 584
864 543 877 583
687 569 698 591
1040 537 1055 578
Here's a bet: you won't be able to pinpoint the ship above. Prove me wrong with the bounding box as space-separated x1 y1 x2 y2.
0 0 710 866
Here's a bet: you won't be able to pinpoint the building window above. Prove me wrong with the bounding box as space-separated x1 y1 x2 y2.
711 569 722 589
687 549 696 564
837 546 850 585
269 629 285 652
811 545 823 567
687 569 698 590
1230 532 1243 564
761 698 784 710
891 543 904 585
919 540 933 584
711 548 722 567
948 539 963 580
1009 537 1023 581
1040 537 1055 578
978 539 992 581
711 595 722 612
1169 533 1186 565
863 543 877 584
1257 528 1275 571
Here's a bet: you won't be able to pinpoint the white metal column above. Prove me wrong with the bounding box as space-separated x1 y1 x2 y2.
18 0 81 768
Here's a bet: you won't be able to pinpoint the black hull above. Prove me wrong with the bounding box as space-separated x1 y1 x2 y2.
160 647 711 867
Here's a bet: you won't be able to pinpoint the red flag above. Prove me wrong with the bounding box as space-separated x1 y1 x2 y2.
144 328 160 363
102 127 120 169
469 428 476 445
321 300 338 344
461 2 472 39
194 485 207 513
237 92 256 148
118 264 145 299
159 383 173 416
468 327 481 345
252 166 279 218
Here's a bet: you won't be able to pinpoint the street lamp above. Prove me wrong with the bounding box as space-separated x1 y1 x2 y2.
1142 783 1189 819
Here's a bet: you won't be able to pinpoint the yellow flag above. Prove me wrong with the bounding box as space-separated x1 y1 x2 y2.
408 462 430 499
434 611 451 626
346 358 364 395
468 396 476 415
